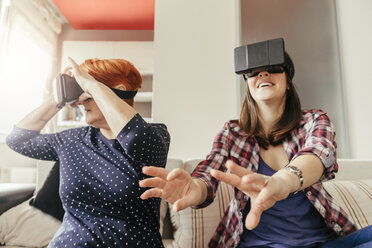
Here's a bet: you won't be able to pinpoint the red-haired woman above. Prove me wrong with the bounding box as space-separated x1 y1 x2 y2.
139 50 372 247
6 58 170 247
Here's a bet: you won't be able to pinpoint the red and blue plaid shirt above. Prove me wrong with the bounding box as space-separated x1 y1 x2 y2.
191 109 357 248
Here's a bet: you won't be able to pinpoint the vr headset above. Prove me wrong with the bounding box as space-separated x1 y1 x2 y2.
234 38 294 79
53 73 137 109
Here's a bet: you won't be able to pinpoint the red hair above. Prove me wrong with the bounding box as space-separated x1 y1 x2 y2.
80 58 142 106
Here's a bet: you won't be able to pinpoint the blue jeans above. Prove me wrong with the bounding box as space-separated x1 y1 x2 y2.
320 225 372 248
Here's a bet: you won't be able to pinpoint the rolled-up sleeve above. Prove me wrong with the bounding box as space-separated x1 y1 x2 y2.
292 113 338 181
191 122 231 208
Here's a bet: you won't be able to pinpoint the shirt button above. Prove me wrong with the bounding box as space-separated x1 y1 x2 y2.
307 191 312 196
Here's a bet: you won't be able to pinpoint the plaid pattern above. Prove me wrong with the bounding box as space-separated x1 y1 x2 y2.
191 109 357 248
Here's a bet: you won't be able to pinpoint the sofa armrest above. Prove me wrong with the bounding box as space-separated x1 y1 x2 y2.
0 183 35 215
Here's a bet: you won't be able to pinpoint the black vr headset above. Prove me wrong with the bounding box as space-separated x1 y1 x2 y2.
53 73 137 109
234 38 294 80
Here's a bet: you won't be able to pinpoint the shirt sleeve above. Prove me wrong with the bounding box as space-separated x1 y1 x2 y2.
190 121 231 208
116 114 170 167
6 126 60 161
292 112 338 181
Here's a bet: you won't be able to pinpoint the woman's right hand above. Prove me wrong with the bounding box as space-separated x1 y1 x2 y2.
140 167 203 212
63 66 73 76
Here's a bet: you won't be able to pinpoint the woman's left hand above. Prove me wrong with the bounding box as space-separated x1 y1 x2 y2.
68 57 97 94
211 160 292 230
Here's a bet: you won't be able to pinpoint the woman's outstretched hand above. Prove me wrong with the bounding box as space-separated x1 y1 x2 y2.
211 160 292 230
140 167 203 212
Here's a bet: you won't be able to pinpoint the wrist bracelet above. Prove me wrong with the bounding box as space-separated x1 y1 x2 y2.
282 164 303 194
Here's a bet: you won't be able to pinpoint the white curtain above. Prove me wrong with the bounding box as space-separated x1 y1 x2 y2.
0 0 62 134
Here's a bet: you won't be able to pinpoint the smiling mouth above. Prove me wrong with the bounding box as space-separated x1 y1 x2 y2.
257 82 274 88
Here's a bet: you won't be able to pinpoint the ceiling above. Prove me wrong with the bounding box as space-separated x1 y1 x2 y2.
51 0 155 30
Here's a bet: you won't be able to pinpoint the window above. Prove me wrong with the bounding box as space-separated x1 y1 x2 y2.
0 0 60 133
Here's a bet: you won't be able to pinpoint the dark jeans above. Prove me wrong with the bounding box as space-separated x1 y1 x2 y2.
320 225 372 248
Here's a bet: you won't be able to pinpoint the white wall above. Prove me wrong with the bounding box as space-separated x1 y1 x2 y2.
0 143 38 183
60 41 153 73
335 0 372 159
57 24 154 76
153 0 240 159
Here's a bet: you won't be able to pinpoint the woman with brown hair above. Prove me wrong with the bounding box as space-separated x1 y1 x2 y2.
6 58 170 247
140 39 372 247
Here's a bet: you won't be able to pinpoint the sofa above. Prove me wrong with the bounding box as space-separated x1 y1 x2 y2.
0 150 372 247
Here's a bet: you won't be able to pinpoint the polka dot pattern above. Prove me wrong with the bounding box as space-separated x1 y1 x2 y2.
6 114 170 247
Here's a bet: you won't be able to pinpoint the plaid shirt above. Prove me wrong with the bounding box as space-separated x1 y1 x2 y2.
191 109 357 248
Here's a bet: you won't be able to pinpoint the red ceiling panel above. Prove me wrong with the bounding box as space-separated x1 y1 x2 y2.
52 0 154 30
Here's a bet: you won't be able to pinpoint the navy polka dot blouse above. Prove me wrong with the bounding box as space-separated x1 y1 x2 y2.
6 114 170 248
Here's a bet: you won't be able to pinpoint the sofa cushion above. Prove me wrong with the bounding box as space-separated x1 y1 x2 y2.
168 159 234 248
323 179 372 229
0 199 61 247
169 181 233 248
29 161 64 221
336 159 372 180
0 183 35 215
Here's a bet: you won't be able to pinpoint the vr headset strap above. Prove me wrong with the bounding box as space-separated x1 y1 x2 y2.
111 88 137 99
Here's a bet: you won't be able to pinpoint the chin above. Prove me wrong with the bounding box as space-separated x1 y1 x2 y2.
84 116 96 126
85 112 97 125
85 119 93 126
256 95 275 101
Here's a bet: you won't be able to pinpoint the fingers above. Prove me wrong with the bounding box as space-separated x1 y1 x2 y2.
245 184 278 230
142 166 169 180
241 174 269 191
173 195 196 212
212 161 271 195
245 183 279 229
72 93 91 106
140 188 162 200
63 66 73 75
78 93 92 102
70 102 78 108
68 57 80 73
245 203 264 230
139 177 166 189
226 160 253 177
255 186 275 206
210 169 241 188
167 168 189 181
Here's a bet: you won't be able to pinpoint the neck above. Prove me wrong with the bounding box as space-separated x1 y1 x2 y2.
257 99 285 135
100 127 116 140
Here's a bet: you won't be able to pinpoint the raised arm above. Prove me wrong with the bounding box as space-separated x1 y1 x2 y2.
16 95 59 131
7 92 60 161
16 67 77 131
68 57 137 137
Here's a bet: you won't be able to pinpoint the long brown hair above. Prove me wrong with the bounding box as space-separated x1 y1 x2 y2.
238 54 302 149
80 58 142 106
